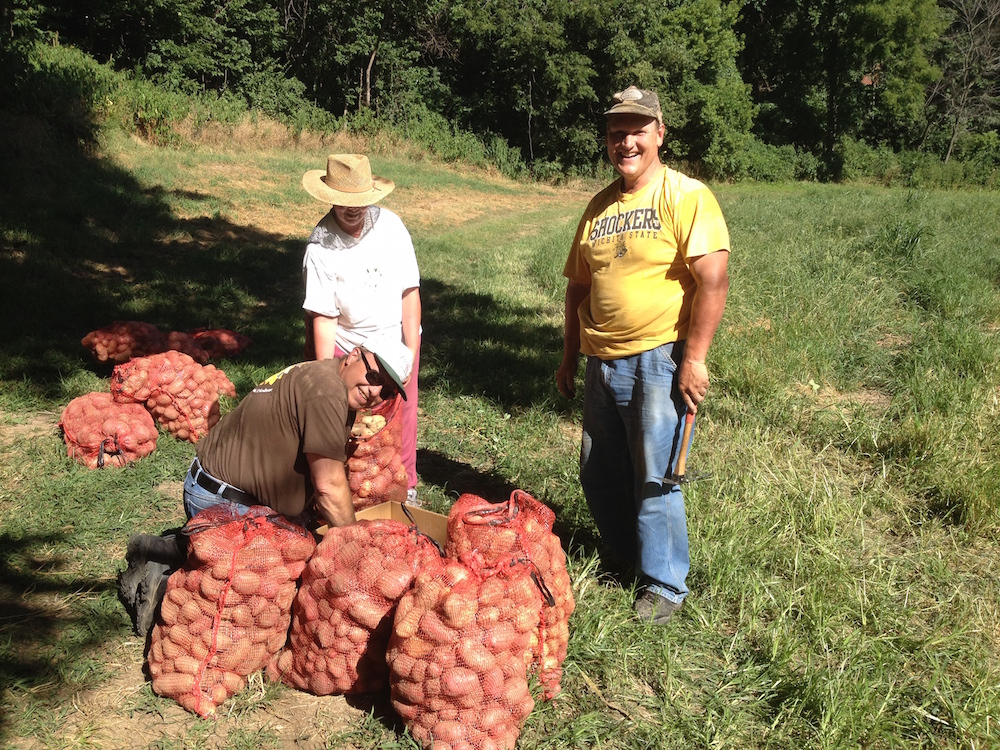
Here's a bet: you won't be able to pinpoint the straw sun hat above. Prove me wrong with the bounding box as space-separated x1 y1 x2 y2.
302 154 395 207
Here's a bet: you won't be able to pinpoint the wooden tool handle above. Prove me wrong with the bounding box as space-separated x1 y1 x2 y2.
674 412 695 477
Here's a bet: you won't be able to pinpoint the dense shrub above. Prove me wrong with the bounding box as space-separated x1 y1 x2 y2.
841 139 902 184
485 135 529 180
709 138 820 183
27 43 118 142
344 104 532 180
840 136 1000 189
951 131 1000 187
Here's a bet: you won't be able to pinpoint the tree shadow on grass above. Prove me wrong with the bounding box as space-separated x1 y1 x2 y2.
415 447 597 556
413 276 596 542
0 531 125 742
0 85 312 740
416 447 518 502
0 114 306 400
418 278 576 418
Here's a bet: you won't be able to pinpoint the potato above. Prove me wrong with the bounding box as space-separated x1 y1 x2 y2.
153 671 196 696
441 667 479 698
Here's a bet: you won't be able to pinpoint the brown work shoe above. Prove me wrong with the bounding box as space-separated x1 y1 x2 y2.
634 590 683 625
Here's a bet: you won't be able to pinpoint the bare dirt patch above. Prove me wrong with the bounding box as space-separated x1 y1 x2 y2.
791 381 892 413
0 410 57 449
725 317 772 336
195 163 278 193
557 418 581 447
10 641 368 749
877 332 913 352
162 160 579 244
172 118 365 155
393 187 565 232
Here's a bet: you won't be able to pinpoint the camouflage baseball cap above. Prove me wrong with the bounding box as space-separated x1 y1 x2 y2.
604 85 663 123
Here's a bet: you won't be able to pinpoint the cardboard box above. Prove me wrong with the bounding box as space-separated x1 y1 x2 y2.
315 501 448 547
357 501 448 547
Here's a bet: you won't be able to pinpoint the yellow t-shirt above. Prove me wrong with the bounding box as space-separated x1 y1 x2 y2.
563 166 730 359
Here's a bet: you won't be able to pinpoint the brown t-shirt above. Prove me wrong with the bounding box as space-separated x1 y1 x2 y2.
195 360 352 516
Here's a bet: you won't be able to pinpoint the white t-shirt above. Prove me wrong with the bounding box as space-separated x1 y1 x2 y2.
302 206 420 352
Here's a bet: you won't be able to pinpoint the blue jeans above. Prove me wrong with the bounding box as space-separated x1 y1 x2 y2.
580 341 691 604
183 461 317 528
183 460 254 520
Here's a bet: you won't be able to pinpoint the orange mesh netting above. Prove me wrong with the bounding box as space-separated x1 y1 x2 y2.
148 505 316 718
189 328 252 359
445 490 574 700
110 350 236 443
387 552 543 750
162 331 211 364
81 321 165 364
346 394 408 510
268 517 442 695
58 391 157 468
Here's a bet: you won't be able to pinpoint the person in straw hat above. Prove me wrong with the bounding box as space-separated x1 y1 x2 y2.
300 154 423 506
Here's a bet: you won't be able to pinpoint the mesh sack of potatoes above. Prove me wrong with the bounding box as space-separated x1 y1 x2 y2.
445 490 575 700
188 328 252 359
163 331 211 364
268 517 442 695
58 391 158 468
346 394 408 510
81 321 166 364
148 504 316 718
110 350 236 443
386 551 544 750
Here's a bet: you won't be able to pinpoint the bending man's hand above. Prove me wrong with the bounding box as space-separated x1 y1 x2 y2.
307 453 356 528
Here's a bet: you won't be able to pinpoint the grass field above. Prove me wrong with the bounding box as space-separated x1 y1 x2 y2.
1 117 999 749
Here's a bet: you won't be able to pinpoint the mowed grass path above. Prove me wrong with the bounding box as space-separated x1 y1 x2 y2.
1 125 999 748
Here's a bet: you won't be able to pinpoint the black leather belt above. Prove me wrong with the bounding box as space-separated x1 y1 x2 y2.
190 457 253 504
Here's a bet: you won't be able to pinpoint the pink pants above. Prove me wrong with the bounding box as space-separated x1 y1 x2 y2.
401 339 420 490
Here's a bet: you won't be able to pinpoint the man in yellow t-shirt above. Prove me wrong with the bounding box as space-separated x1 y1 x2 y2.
556 85 731 625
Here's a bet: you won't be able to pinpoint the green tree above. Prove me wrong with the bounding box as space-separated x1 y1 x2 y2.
738 0 942 179
0 0 46 104
586 0 756 177
281 0 445 117
36 0 287 98
441 0 599 171
436 0 754 176
924 0 1000 163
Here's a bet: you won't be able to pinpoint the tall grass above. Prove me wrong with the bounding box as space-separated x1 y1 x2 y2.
1 123 999 749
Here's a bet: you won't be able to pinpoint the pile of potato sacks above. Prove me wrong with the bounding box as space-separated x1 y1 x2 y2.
386 553 544 749
445 490 574 702
81 320 251 365
81 320 166 363
152 490 575 750
60 323 244 467
268 518 443 695
58 391 158 468
110 350 236 443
